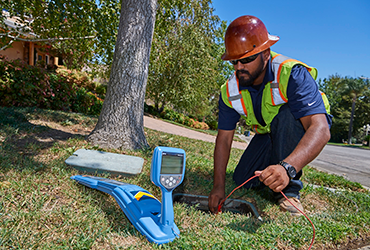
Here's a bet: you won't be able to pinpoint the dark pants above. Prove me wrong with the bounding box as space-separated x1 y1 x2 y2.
233 104 305 200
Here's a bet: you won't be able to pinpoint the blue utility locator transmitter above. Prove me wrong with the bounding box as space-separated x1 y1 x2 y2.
70 146 186 245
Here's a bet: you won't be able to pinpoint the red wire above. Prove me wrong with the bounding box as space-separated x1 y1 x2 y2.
217 174 315 250
217 174 260 212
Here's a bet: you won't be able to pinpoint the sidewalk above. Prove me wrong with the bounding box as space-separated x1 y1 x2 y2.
143 115 249 150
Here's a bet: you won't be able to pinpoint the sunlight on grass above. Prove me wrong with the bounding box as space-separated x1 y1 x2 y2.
1 107 369 249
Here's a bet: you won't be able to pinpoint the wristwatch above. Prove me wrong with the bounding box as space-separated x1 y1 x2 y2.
279 161 297 179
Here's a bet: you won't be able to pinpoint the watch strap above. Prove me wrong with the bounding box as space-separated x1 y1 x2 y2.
279 161 296 179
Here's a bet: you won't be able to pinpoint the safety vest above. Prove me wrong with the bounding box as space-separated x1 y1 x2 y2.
221 51 330 134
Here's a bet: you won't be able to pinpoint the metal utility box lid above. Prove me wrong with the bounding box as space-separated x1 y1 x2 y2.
65 149 144 176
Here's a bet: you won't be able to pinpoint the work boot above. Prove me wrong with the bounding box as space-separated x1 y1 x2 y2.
278 197 304 216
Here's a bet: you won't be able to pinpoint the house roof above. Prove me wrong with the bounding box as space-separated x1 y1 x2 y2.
1 10 94 44
1 10 36 38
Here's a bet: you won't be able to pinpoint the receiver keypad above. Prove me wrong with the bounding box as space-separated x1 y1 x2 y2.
160 175 182 189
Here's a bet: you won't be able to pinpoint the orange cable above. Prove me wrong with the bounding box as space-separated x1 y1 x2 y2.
217 173 315 250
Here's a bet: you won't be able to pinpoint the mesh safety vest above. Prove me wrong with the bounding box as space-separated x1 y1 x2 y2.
221 51 330 134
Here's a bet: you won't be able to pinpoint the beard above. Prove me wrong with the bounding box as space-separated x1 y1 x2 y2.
236 56 265 87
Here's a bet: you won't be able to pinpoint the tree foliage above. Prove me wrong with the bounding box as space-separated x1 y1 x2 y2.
319 75 370 143
2 0 233 119
0 0 120 69
147 0 233 119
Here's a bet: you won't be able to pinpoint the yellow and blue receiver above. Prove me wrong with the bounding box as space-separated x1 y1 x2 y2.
71 146 186 245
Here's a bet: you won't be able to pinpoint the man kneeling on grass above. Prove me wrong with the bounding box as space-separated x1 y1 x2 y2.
208 15 332 216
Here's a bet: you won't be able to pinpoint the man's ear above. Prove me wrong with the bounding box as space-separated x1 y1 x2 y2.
263 49 271 61
261 49 270 66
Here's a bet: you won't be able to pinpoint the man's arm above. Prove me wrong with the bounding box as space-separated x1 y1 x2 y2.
208 129 235 213
256 113 330 193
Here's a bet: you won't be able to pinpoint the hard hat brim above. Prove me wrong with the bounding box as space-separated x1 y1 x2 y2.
222 34 279 61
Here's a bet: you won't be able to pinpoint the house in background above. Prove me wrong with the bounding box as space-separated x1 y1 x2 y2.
0 10 59 67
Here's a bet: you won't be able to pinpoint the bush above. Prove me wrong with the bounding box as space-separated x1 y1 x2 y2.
95 84 107 95
194 121 209 130
364 135 370 147
204 115 218 130
72 87 103 115
0 58 104 115
184 117 196 127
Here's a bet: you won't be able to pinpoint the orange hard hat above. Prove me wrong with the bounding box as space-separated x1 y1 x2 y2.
221 15 279 61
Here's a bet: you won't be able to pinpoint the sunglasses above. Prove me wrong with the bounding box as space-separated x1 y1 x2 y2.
230 53 260 65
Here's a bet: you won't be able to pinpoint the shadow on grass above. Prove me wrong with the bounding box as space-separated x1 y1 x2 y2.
0 107 89 179
0 107 87 155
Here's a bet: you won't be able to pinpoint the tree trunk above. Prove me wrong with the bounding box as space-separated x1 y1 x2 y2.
348 97 356 144
88 0 157 149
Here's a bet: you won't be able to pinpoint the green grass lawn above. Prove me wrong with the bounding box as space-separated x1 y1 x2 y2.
1 107 369 249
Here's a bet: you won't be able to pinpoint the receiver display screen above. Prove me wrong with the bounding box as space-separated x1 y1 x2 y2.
160 153 184 174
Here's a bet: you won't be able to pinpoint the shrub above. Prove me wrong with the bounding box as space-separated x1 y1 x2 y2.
193 121 209 130
199 122 209 130
204 116 218 130
0 58 53 108
0 58 104 115
364 135 370 147
72 88 103 115
184 117 195 127
95 84 107 95
177 113 185 124
206 120 218 130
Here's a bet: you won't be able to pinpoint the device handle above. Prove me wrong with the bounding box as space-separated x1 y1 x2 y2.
160 189 174 228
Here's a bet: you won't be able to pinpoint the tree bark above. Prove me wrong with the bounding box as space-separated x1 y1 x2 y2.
88 0 157 149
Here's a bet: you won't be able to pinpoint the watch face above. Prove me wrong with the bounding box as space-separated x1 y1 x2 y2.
288 166 296 178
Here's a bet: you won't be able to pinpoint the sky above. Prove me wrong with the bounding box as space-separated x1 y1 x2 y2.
210 0 370 80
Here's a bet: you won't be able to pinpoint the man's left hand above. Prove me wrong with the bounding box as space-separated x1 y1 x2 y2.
255 165 290 193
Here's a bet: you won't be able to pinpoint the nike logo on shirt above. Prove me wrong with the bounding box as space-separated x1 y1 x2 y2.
308 101 316 106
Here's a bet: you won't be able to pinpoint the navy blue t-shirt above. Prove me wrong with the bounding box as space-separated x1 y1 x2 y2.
218 59 332 130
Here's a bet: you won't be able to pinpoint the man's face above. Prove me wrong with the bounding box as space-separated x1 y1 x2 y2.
233 53 265 87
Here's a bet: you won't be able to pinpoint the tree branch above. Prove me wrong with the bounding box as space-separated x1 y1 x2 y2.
0 32 95 44
0 33 20 51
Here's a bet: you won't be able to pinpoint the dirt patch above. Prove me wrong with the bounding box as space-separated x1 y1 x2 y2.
335 235 370 250
303 193 334 213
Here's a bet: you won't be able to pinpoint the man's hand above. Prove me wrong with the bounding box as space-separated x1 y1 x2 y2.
208 186 225 213
255 164 290 193
209 129 234 214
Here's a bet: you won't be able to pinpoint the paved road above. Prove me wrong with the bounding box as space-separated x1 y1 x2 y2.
310 145 370 189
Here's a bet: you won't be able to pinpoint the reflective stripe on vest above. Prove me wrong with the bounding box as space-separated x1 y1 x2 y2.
270 54 289 105
226 72 247 116
320 91 331 114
